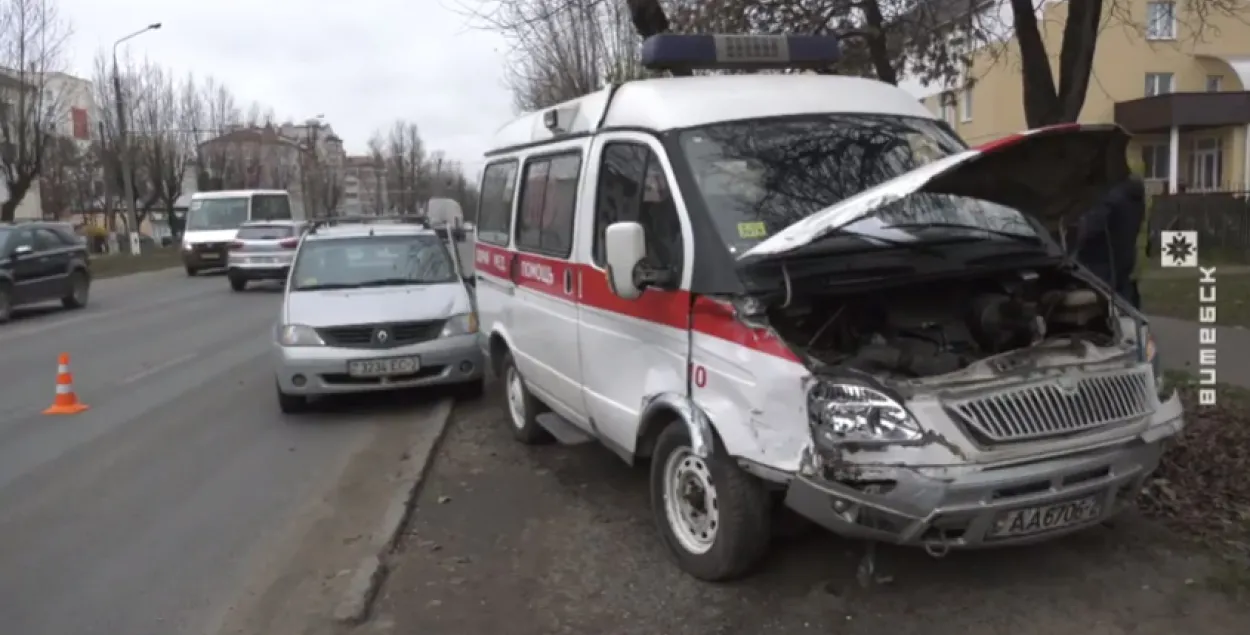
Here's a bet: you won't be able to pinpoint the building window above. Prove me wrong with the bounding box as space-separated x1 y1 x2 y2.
1189 137 1224 191
938 92 956 125
1206 75 1223 92
1144 72 1174 96
1146 2 1176 40
1140 144 1170 180
960 85 973 122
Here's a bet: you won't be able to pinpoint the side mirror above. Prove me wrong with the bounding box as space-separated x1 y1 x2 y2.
12 244 33 258
604 221 646 300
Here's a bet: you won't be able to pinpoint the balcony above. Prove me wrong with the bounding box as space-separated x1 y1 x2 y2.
1114 91 1250 134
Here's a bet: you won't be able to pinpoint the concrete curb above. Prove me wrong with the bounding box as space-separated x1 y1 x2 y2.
332 397 456 625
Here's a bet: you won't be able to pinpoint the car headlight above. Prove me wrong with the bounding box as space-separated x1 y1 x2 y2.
277 324 325 347
1144 331 1173 398
807 382 924 447
182 242 193 251
440 312 479 337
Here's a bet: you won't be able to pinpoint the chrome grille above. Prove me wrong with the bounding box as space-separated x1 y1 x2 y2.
317 320 444 349
947 369 1154 443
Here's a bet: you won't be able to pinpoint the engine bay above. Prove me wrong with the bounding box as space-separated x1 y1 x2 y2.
767 268 1120 378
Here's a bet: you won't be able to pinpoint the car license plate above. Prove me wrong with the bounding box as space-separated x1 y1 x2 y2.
251 256 275 264
348 356 420 378
990 495 1103 538
201 253 220 260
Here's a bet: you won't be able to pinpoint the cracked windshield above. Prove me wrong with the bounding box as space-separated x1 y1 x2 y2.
0 0 1246 634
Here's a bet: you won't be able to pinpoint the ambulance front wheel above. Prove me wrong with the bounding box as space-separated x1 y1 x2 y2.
650 422 772 581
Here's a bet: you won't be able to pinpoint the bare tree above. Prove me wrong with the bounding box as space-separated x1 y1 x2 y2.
37 135 90 219
1010 0 1246 127
379 120 426 215
0 0 71 221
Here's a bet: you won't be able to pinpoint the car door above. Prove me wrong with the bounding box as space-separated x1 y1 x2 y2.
473 160 521 357
575 134 692 454
508 147 589 425
33 228 72 298
7 228 47 304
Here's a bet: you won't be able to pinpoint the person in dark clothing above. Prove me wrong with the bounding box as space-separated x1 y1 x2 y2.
1072 174 1146 309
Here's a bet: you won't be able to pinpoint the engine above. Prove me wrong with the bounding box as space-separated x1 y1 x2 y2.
766 269 1116 378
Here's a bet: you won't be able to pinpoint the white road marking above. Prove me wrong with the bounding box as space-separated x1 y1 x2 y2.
120 352 200 385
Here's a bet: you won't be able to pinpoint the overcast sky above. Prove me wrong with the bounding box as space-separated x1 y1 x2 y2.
61 0 516 176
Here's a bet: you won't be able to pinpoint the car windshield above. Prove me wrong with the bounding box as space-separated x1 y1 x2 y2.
186 198 249 231
237 225 295 240
291 235 458 290
677 114 1040 255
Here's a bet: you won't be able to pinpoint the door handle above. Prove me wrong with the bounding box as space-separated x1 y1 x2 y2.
508 254 520 284
563 269 574 295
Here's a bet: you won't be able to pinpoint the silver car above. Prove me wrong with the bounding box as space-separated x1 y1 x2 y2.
227 220 307 291
272 219 484 413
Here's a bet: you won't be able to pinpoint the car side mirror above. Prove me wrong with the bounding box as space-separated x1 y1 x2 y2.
604 221 646 300
12 244 33 258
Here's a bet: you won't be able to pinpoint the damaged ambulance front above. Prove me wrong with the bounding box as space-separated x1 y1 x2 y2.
725 124 1186 551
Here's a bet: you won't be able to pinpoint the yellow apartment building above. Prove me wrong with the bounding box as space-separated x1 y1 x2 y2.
922 0 1250 194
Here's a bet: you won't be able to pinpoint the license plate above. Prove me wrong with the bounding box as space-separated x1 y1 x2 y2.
347 356 420 378
201 253 220 260
990 495 1103 538
251 256 276 264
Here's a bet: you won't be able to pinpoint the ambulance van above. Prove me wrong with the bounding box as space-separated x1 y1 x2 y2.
473 34 1184 582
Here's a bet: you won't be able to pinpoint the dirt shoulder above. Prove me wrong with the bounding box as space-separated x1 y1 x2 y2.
362 389 1249 635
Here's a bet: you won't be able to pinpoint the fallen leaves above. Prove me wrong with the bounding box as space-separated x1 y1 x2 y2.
1138 380 1250 555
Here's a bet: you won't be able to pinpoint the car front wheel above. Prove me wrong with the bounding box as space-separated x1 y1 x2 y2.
650 423 772 581
276 381 308 414
229 275 247 291
500 352 550 444
0 282 12 323
62 270 89 309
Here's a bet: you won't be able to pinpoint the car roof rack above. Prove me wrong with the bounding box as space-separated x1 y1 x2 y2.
307 215 431 234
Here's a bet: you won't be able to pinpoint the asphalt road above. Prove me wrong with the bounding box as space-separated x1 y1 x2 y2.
367 387 1250 635
0 267 452 635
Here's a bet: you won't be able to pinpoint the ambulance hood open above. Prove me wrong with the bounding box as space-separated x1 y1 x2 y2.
739 124 1132 262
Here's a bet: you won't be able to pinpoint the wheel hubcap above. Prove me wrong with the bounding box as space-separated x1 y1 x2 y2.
506 366 526 430
73 276 87 303
663 447 719 555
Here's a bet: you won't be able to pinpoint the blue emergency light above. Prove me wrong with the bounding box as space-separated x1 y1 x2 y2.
640 34 841 72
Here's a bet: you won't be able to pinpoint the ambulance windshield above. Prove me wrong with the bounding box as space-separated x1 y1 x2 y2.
677 114 1035 255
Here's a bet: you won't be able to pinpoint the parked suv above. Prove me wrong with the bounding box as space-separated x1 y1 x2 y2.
473 34 1184 582
0 221 92 322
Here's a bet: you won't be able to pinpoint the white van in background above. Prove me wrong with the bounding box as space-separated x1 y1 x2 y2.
181 190 307 276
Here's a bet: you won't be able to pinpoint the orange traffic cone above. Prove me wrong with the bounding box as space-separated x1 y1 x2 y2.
43 352 89 415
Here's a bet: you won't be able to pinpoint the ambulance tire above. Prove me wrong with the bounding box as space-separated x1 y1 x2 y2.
650 422 771 581
500 352 552 444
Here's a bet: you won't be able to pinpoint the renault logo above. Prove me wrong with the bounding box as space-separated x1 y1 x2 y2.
375 329 390 344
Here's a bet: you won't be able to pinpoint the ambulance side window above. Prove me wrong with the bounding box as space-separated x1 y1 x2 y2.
476 160 518 246
515 152 581 258
592 143 684 278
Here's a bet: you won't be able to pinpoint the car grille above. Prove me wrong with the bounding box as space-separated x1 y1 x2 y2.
317 320 445 348
946 369 1154 444
195 242 228 252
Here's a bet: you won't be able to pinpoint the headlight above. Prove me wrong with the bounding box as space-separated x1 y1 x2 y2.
1144 331 1173 398
277 324 325 347
440 312 479 337
807 382 923 447
182 242 193 251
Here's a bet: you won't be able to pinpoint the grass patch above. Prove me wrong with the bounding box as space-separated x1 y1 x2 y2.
1139 371 1250 594
1139 269 1250 328
89 247 183 279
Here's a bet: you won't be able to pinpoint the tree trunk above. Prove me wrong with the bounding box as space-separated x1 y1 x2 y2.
1011 0 1104 127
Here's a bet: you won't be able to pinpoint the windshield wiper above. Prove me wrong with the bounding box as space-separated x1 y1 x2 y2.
295 283 362 291
356 278 445 287
883 222 1043 245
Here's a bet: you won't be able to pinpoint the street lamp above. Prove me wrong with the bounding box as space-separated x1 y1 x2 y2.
112 22 162 256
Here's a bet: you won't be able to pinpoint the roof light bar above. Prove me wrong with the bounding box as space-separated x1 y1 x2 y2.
640 34 841 72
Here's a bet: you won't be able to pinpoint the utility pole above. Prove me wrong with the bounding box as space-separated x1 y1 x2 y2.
112 22 162 256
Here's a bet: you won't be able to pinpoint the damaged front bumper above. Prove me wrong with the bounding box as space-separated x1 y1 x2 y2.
783 401 1184 551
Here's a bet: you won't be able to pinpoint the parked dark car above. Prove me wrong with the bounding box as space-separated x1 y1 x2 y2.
0 221 92 323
